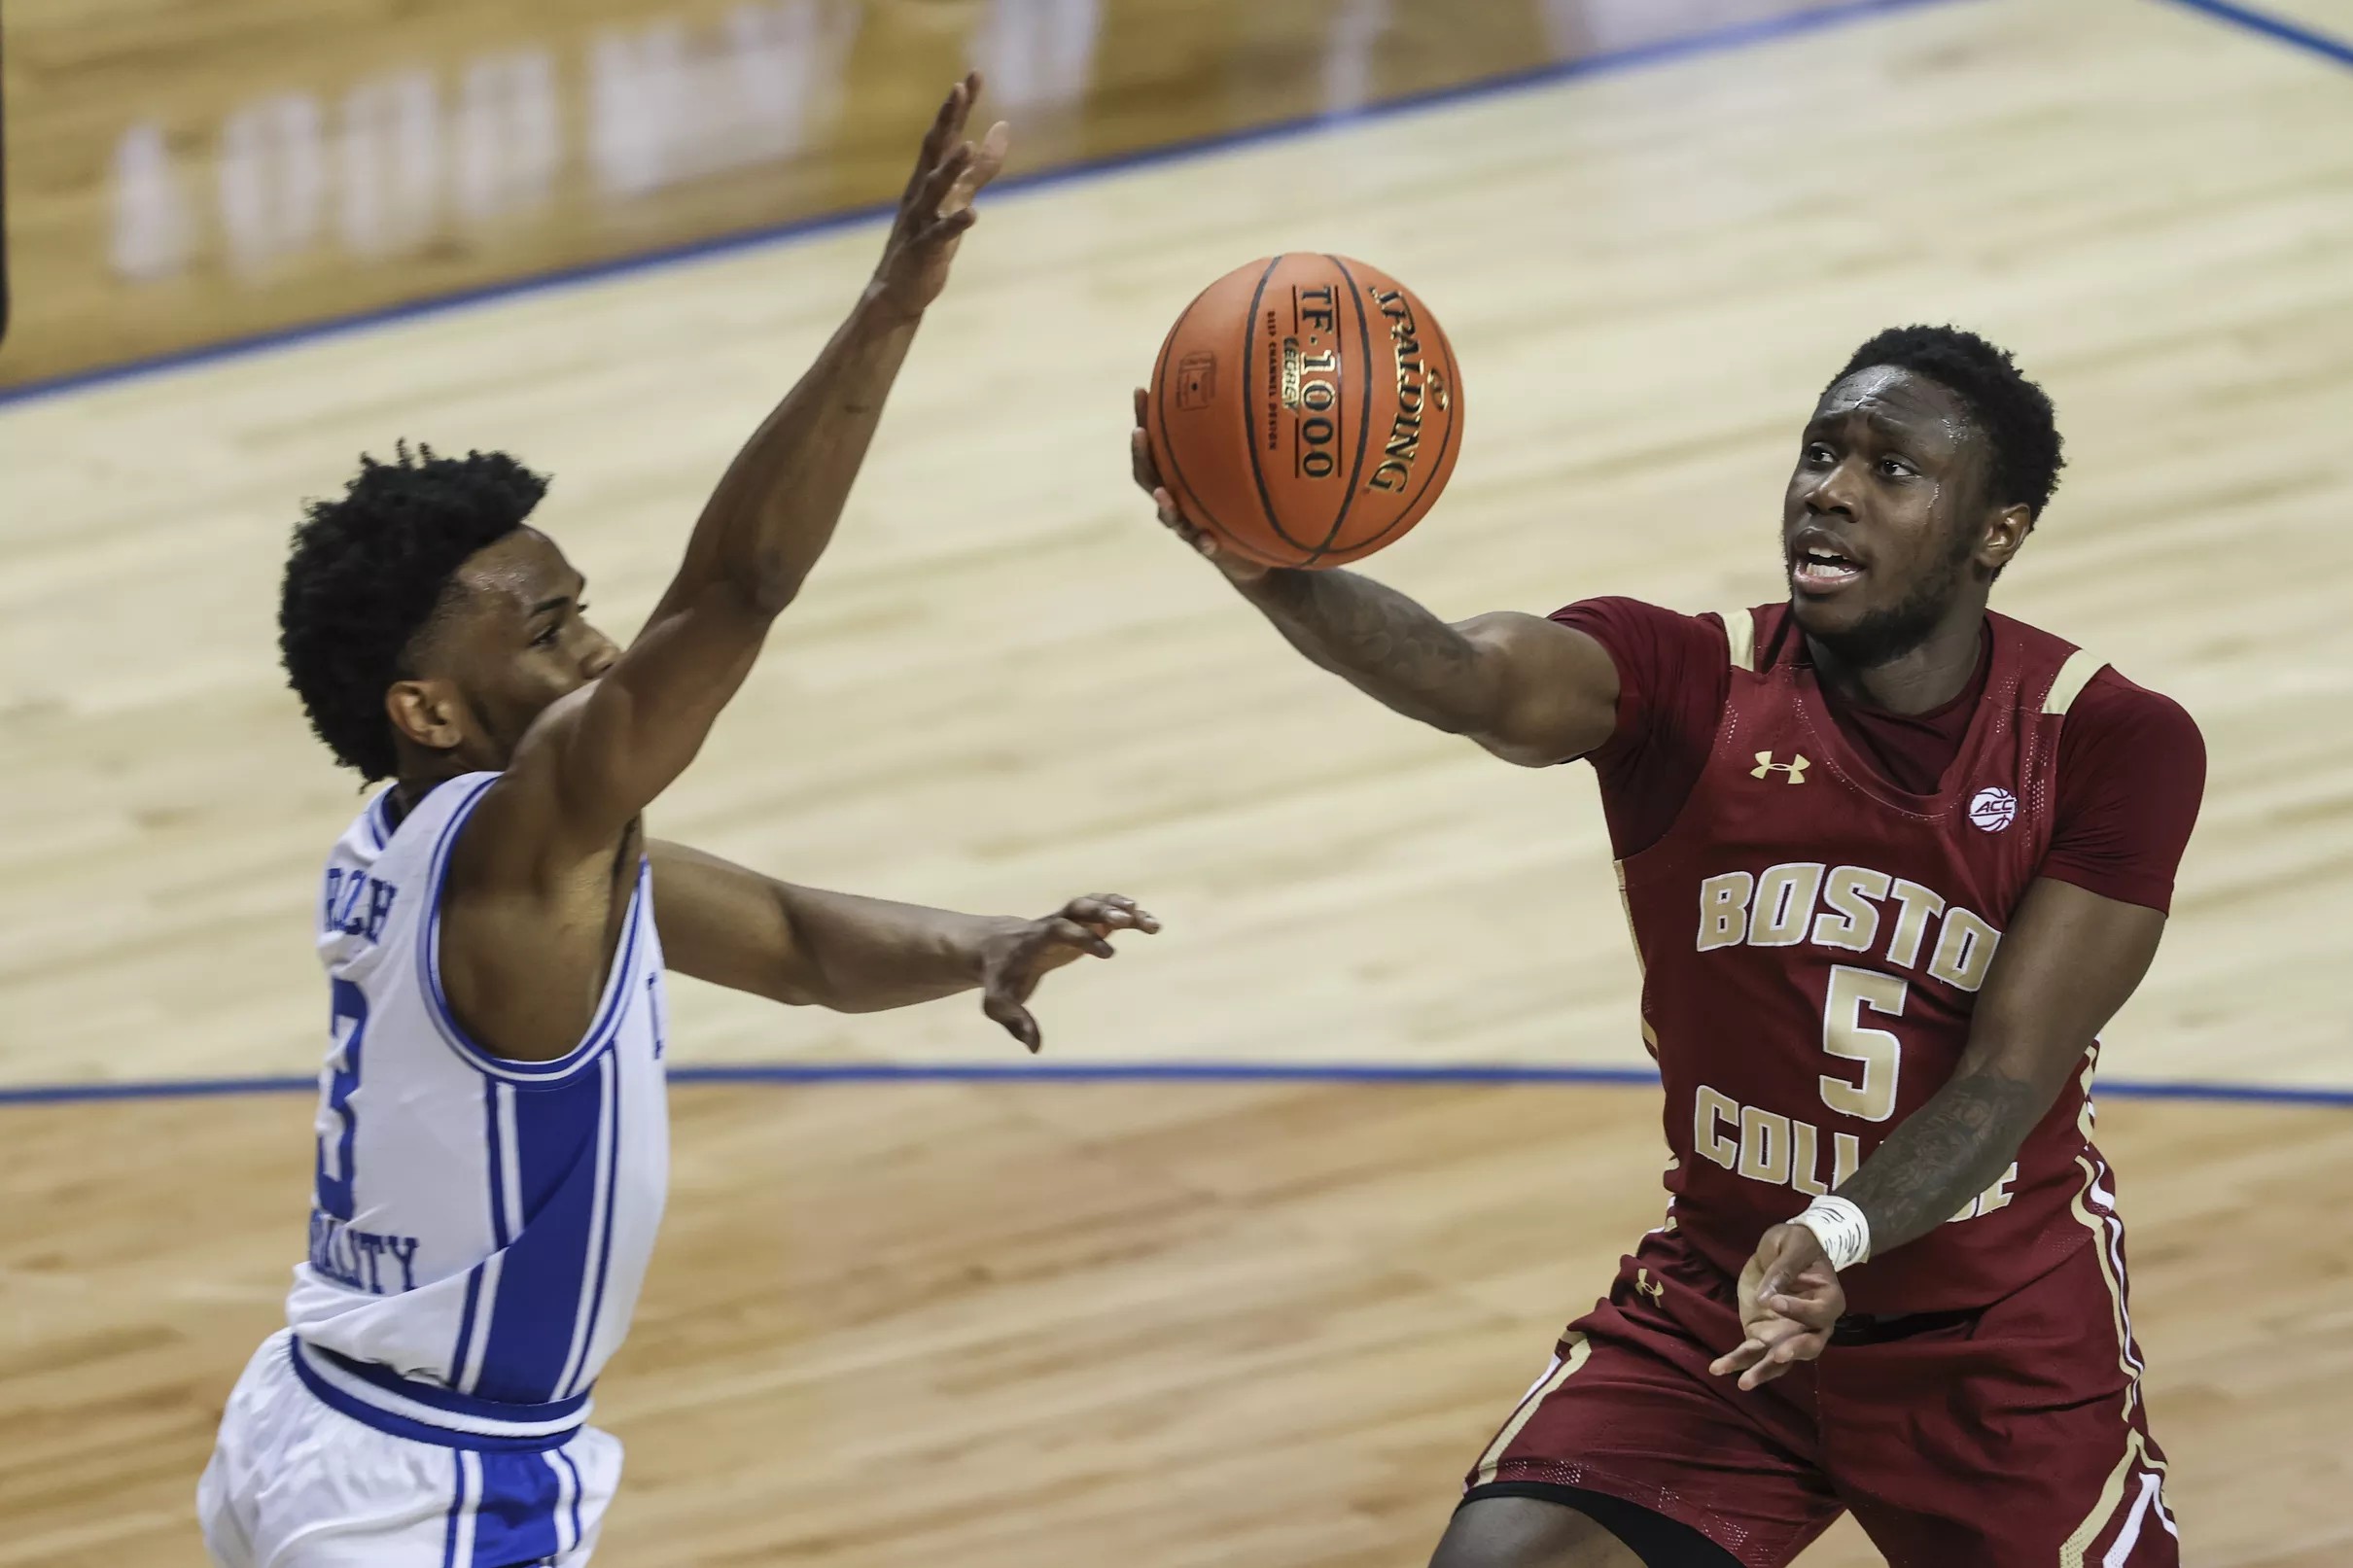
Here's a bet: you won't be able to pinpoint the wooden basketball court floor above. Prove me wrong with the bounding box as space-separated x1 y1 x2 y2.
4 0 2351 1562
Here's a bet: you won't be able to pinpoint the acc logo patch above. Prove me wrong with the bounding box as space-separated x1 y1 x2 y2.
1969 786 2019 833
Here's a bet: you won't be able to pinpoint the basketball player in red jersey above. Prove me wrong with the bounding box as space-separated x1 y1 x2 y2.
1128 327 2203 1566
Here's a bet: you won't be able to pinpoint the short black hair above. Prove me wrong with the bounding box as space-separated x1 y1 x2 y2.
1830 326 2065 520
278 443 547 781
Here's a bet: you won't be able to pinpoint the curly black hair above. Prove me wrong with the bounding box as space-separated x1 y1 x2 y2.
278 443 548 781
1830 326 2065 520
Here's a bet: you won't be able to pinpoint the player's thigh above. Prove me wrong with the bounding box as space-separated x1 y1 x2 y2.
1458 1273 1840 1567
1825 1241 2178 1566
1841 1390 2175 1567
197 1443 259 1568
1435 1491 1749 1568
1432 1495 1643 1568
1838 1378 2176 1567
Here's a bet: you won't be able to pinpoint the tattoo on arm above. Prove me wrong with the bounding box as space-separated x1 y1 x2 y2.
1247 569 1498 732
1837 1066 2047 1254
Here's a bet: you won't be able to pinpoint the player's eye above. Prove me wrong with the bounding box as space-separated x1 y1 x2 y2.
1879 457 1915 479
533 623 561 648
1804 443 1835 466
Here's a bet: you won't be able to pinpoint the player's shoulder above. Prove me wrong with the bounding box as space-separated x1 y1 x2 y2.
2064 664 2205 754
1992 613 2202 744
1547 594 1732 648
347 772 504 883
1538 597 1797 706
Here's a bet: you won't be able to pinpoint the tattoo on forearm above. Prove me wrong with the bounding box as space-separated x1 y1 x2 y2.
1250 570 1493 730
1838 1068 2046 1254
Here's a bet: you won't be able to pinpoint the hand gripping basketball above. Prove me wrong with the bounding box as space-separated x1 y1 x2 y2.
1132 388 1269 584
1139 255 1464 571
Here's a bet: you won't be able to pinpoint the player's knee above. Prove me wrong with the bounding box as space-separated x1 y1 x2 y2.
1430 1497 1647 1568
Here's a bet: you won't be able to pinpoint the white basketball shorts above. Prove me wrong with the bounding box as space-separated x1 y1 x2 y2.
198 1332 621 1568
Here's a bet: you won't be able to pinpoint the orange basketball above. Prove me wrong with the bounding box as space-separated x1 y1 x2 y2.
1145 254 1464 570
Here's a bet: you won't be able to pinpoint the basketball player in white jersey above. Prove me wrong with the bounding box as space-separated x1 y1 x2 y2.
199 78 1154 1567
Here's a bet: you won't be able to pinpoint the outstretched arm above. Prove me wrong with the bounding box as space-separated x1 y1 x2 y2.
1711 877 2166 1389
1128 391 1616 766
649 841 1158 1052
507 79 1011 859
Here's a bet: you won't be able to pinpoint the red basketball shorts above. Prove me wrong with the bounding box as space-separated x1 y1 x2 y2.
1463 1223 2176 1566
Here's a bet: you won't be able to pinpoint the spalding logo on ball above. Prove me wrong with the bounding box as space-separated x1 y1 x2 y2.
1146 254 1464 569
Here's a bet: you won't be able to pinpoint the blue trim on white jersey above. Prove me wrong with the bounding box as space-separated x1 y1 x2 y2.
449 1263 486 1397
368 788 397 852
445 1079 511 1396
290 1337 587 1449
415 777 650 1084
561 1050 624 1399
482 1082 515 1249
472 1058 615 1403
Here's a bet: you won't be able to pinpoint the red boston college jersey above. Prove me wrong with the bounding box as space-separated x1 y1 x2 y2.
1621 603 2112 1315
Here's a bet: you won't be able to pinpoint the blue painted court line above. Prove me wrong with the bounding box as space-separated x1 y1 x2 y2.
673 1061 1668 1088
0 0 1967 411
0 1074 319 1104
4 0 2346 1117
5 1061 2349 1108
2156 0 2353 66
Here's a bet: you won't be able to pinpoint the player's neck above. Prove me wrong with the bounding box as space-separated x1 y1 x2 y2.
1807 607 1988 715
390 754 481 816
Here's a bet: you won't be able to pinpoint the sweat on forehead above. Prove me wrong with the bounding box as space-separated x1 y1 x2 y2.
1816 366 1976 430
1819 326 2066 519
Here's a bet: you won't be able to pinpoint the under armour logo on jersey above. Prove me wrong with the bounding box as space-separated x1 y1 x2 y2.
1751 751 1809 783
1634 1269 1666 1305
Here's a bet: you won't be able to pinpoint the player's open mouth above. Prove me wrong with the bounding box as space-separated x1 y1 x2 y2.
1791 546 1864 592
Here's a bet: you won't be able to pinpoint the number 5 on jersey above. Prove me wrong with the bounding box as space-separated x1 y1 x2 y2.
1820 964 1905 1122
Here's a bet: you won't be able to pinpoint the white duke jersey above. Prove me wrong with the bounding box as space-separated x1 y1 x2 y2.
282 772 670 1445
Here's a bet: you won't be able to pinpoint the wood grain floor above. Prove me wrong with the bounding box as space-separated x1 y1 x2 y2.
2 0 2350 1562
3 1086 2348 1567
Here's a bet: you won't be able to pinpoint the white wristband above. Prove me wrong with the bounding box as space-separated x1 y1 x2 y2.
1792 1196 1872 1272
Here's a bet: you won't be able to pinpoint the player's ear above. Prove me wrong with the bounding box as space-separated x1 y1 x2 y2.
1977 502 2034 577
386 678 466 755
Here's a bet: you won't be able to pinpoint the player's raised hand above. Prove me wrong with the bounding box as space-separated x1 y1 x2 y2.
977 894 1161 1053
1132 388 1269 584
872 73 1011 323
1709 1222 1844 1392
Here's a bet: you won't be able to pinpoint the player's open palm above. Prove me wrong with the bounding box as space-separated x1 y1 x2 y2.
1711 1222 1844 1392
872 72 1011 321
978 895 1161 1053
